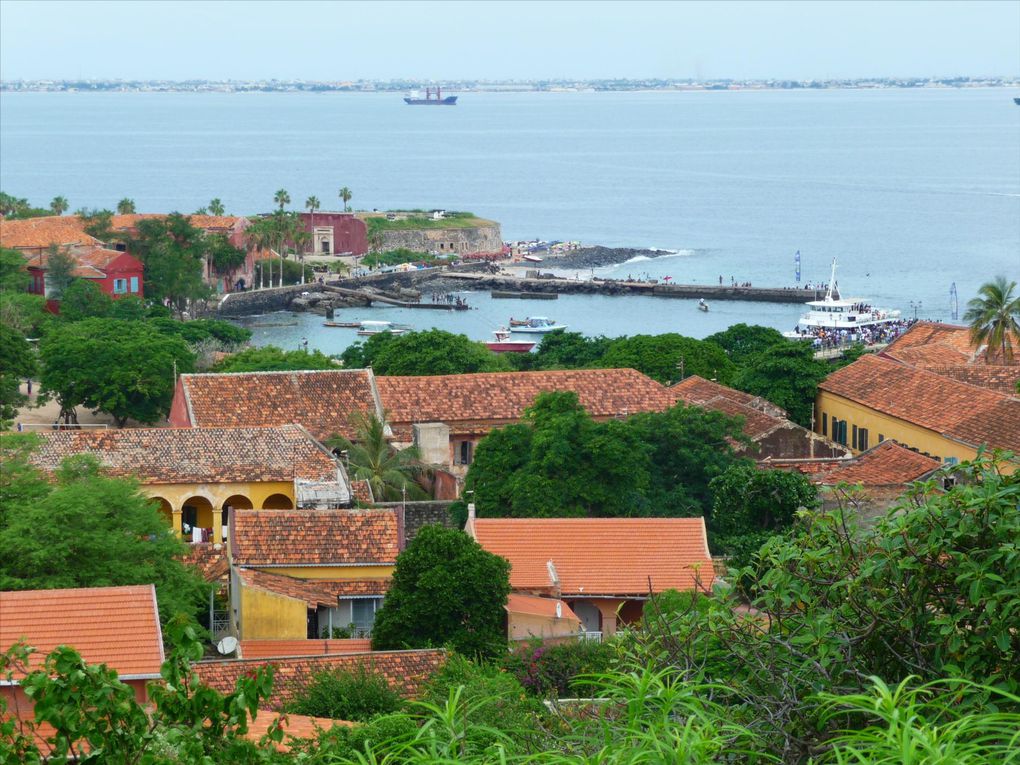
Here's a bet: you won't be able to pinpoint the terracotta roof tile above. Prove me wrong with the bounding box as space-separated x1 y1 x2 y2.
470 518 713 596
231 509 399 567
182 544 230 583
194 649 446 709
881 322 979 364
377 368 673 435
179 370 381 442
351 479 375 504
670 375 788 439
925 365 1020 395
31 425 342 486
505 593 580 622
819 354 1020 452
812 440 941 486
0 216 101 249
245 710 353 751
240 640 373 659
0 585 164 679
237 569 340 607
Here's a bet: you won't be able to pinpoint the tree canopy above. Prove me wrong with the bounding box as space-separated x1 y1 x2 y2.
371 525 510 657
212 345 336 373
127 213 212 313
964 276 1020 363
58 279 113 321
341 329 511 376
40 318 195 426
730 342 830 427
704 323 789 365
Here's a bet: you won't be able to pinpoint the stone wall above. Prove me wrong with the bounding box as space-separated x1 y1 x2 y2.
380 224 502 255
373 500 456 543
217 284 308 317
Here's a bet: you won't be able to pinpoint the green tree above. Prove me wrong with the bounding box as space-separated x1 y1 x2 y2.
0 292 51 338
0 326 36 424
49 196 69 215
963 276 1020 363
116 197 136 215
0 248 30 292
208 198 226 215
0 192 48 219
0 451 208 627
730 342 829 427
366 329 511 376
76 208 115 240
704 323 789 365
212 345 335 373
109 295 149 321
274 188 290 211
286 666 402 722
531 329 613 369
371 525 511 657
206 233 247 275
57 278 113 321
40 318 195 426
128 213 211 314
305 195 320 243
43 246 77 298
327 412 425 501
601 333 737 385
338 185 353 212
149 317 252 346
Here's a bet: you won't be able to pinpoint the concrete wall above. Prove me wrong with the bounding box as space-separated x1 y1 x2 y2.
413 422 451 465
372 501 456 544
508 612 581 641
239 585 307 640
379 224 502 256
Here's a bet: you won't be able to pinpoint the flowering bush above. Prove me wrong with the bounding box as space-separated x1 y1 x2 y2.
501 638 618 697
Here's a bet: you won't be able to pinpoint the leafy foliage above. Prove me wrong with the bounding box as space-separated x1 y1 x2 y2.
213 344 335 373
361 247 443 268
326 412 425 502
127 213 212 313
0 191 50 219
600 333 737 385
963 275 1020 363
730 341 830 426
704 323 788 365
343 328 511 376
57 279 113 321
39 317 195 425
0 449 208 629
372 526 511 657
501 638 619 698
43 247 77 299
0 324 36 423
0 247 30 291
287 666 402 721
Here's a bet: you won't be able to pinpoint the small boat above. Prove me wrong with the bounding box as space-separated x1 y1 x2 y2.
522 254 544 263
783 259 902 340
697 299 709 312
323 321 362 328
404 86 457 105
356 320 409 336
485 328 536 353
509 316 567 333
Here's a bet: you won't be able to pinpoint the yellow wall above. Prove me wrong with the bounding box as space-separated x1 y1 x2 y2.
142 480 295 539
816 391 976 463
508 612 580 641
258 565 394 580
239 585 307 640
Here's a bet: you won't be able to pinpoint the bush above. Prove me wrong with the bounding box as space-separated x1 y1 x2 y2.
501 638 619 698
286 666 402 721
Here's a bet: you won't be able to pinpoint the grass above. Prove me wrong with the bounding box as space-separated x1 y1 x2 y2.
364 211 494 235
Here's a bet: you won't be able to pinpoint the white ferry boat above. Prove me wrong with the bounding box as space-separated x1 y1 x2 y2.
509 316 568 333
785 260 901 339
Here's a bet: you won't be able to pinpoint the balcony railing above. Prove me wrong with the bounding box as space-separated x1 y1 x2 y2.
211 612 231 639
579 631 603 643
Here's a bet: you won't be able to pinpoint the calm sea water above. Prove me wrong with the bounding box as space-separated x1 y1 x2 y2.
2 89 1018 347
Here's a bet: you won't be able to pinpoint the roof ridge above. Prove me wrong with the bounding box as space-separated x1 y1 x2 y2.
181 368 369 378
829 354 1012 402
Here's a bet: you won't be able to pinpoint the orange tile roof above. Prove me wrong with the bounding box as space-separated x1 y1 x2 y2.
0 585 164 680
812 440 941 486
31 425 342 485
0 216 101 249
470 517 713 596
377 368 673 435
924 365 1020 395
237 569 340 607
881 322 978 364
240 639 373 659
231 509 399 567
194 649 446 709
182 544 230 583
819 354 1020 452
351 479 375 504
178 370 382 442
669 375 788 439
107 213 248 233
505 593 580 622
245 710 354 750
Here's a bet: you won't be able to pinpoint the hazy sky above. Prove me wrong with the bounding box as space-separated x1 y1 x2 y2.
1 1 1017 81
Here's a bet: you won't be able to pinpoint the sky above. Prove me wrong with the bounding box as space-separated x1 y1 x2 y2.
1 0 1018 82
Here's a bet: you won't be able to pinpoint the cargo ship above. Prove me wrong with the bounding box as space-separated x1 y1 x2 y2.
404 86 457 105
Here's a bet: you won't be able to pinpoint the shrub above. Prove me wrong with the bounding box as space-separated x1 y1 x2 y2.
501 638 619 697
286 666 402 721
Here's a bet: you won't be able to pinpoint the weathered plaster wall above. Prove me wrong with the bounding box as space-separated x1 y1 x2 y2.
379 224 502 255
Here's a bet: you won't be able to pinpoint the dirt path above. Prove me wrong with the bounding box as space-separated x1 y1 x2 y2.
8 380 137 432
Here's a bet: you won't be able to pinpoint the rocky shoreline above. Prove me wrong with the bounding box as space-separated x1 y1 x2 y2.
540 246 674 269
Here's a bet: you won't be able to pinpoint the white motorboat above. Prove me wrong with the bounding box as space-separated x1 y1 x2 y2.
356 320 409 336
784 260 902 339
509 316 568 333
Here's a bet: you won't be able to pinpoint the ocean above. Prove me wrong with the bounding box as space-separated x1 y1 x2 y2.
2 88 1017 348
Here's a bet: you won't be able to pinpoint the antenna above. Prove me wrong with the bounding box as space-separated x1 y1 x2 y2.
216 636 238 655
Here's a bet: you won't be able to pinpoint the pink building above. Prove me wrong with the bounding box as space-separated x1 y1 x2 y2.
299 211 368 257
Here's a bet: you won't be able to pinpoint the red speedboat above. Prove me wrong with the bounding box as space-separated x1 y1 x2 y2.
485 328 535 353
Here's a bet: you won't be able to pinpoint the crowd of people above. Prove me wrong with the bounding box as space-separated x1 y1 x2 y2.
791 318 917 349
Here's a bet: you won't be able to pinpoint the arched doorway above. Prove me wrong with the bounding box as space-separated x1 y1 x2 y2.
220 494 254 541
262 493 294 510
182 496 214 541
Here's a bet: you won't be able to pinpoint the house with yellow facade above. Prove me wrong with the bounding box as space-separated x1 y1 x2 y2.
815 353 1020 468
30 425 352 543
227 508 399 640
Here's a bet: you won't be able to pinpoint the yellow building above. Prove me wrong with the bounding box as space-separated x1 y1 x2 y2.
30 425 353 543
228 508 399 640
815 354 1020 469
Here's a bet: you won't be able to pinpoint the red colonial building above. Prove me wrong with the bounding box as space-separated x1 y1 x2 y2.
25 247 144 301
299 211 368 257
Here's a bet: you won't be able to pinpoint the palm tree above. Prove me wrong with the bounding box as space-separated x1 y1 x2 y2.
208 198 225 216
338 186 352 213
327 412 427 502
964 276 1020 363
49 196 69 216
245 218 273 289
116 198 136 215
305 196 320 253
274 189 290 211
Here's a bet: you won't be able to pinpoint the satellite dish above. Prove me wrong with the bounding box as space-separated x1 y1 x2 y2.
216 636 238 655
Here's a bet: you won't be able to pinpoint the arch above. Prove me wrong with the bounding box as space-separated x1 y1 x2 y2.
221 494 254 530
182 495 215 532
262 493 294 510
150 497 173 527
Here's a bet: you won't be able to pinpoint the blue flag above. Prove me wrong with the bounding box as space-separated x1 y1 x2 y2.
795 250 801 283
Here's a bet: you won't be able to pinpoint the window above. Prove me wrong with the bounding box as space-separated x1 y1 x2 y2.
833 419 848 447
129 276 139 293
456 440 473 465
321 240 330 253
878 434 885 443
852 424 859 450
113 278 128 294
944 456 959 466
859 428 869 451
821 413 828 436
351 598 380 635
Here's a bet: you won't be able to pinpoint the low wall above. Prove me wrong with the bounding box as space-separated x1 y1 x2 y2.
380 224 502 255
373 501 456 543
217 285 308 317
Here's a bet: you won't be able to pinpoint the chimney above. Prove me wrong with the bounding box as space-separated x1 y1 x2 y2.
546 560 561 599
464 502 477 536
